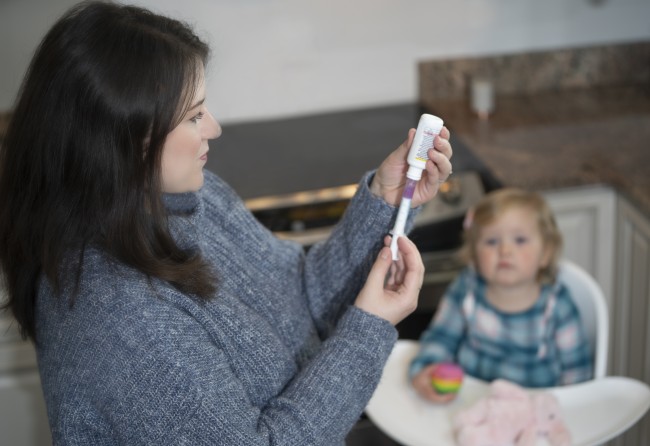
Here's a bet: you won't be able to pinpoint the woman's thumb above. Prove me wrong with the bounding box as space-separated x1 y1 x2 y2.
367 246 393 284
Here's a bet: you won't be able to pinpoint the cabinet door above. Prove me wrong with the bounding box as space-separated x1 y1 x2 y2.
0 370 52 446
1 292 51 445
0 314 39 374
611 196 650 446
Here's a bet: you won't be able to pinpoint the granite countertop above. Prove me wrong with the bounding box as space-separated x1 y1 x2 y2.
423 85 650 217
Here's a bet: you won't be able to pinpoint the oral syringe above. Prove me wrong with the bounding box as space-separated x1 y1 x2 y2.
390 114 444 260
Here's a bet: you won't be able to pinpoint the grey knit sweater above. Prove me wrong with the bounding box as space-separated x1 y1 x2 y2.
35 170 404 445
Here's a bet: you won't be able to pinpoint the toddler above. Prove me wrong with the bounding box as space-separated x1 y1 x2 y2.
410 188 593 403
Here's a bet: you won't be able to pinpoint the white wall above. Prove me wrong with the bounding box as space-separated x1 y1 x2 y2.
1 0 649 124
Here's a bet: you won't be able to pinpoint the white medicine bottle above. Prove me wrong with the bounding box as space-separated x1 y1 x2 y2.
406 114 444 180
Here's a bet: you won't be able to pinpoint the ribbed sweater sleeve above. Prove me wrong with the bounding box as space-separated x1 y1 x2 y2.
303 171 405 334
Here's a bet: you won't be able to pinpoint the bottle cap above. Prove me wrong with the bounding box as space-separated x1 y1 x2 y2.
421 114 444 134
406 165 423 181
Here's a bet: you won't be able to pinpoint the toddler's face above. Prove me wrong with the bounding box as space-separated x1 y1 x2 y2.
475 207 549 288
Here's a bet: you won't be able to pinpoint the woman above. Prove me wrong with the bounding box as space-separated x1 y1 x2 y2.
0 1 453 444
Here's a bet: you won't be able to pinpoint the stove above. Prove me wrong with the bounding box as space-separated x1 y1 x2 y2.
243 171 480 251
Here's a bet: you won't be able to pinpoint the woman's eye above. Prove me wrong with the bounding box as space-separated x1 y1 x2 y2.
190 112 204 123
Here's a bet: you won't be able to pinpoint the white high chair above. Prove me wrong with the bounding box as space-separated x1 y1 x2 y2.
366 260 650 446
557 259 609 379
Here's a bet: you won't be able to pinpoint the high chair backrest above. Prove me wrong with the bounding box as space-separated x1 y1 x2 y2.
557 259 609 379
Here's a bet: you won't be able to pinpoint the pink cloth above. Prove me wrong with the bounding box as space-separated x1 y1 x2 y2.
453 379 572 446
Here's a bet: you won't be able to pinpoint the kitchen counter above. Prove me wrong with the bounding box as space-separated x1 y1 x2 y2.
422 85 650 217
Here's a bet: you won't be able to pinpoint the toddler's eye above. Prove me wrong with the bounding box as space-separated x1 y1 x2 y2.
515 236 529 245
190 112 204 123
484 238 499 246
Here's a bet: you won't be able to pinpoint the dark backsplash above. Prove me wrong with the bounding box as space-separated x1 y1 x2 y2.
419 40 650 103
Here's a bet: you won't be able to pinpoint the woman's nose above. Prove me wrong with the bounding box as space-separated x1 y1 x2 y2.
202 110 222 140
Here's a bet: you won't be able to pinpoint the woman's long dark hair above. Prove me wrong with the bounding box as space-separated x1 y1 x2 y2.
0 1 216 341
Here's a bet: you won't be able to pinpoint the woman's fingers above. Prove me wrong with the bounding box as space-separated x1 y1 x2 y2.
354 235 423 325
395 236 424 291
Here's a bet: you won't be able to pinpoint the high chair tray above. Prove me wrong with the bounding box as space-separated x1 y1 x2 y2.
366 340 650 446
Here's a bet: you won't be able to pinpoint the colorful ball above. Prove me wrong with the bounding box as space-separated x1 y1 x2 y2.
430 362 464 394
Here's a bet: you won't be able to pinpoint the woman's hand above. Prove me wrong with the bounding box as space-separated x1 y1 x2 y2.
370 126 453 207
354 235 424 326
411 365 458 404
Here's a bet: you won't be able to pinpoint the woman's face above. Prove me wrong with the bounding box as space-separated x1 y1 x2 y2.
161 73 221 193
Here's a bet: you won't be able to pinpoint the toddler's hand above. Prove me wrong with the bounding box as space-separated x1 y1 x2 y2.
412 365 458 404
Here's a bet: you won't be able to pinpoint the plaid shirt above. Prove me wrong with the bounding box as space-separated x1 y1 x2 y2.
410 267 593 388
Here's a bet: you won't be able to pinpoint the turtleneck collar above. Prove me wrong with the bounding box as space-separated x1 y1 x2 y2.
162 191 201 215
162 191 202 250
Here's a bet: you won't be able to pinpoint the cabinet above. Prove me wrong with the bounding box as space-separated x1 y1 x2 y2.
0 291 51 445
543 185 650 445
